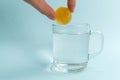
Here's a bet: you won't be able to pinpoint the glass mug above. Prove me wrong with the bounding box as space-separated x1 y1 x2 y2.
52 23 104 72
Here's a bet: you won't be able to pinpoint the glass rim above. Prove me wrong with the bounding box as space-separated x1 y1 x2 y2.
52 23 90 28
52 23 91 34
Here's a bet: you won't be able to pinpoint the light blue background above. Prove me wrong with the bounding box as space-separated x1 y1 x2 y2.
0 0 120 80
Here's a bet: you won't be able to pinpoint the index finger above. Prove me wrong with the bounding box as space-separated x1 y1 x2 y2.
67 0 76 12
24 0 55 20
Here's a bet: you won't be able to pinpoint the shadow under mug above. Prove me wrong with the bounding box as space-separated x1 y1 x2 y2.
52 23 104 72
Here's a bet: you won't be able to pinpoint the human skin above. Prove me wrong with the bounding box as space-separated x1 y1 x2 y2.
24 0 76 20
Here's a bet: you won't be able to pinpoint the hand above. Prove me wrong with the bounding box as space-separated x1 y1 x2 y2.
24 0 76 20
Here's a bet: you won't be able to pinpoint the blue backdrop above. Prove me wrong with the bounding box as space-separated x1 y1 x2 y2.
0 0 120 80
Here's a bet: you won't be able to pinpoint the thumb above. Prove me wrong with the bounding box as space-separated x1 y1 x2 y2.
24 0 55 20
67 0 76 12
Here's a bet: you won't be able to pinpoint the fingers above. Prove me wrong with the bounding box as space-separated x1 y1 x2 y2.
24 0 76 20
24 0 55 20
67 0 76 12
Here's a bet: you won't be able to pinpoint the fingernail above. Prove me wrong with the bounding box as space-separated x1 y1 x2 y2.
71 9 74 13
49 15 56 20
46 14 55 20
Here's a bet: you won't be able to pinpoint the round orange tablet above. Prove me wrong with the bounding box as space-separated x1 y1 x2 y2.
55 7 72 25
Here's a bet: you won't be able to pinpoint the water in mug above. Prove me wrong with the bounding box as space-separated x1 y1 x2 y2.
53 32 90 71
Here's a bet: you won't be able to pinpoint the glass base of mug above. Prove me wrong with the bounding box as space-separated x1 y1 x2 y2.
51 62 88 72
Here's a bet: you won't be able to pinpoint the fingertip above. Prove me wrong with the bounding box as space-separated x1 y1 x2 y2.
69 8 74 13
67 0 76 12
38 0 56 20
45 9 56 20
47 14 56 20
24 0 56 20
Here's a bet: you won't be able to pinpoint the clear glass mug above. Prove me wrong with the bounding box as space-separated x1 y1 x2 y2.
52 23 104 72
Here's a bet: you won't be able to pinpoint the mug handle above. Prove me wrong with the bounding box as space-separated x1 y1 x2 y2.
88 31 104 59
